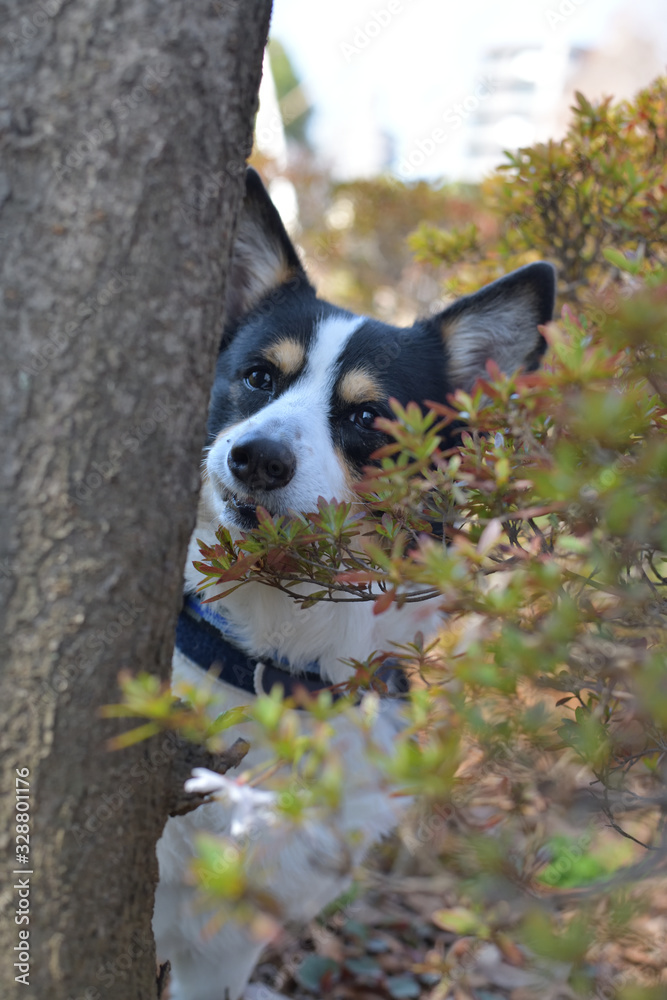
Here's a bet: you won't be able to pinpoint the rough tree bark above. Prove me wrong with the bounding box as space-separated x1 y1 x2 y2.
0 1 273 996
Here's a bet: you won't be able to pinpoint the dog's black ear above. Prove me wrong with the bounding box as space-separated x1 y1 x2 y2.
434 262 556 391
225 168 310 328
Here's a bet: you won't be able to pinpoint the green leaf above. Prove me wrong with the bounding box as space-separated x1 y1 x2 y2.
295 955 340 992
432 906 488 936
108 721 160 750
387 974 422 998
603 247 637 273
206 705 250 736
345 956 383 980
521 909 592 964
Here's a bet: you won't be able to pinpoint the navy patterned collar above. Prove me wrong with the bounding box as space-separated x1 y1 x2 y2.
176 593 409 703
176 594 333 700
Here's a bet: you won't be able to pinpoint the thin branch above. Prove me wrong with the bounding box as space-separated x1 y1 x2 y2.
157 961 171 999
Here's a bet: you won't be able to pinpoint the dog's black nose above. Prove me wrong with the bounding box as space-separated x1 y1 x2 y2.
228 436 296 491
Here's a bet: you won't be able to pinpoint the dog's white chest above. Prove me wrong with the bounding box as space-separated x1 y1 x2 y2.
154 641 410 1000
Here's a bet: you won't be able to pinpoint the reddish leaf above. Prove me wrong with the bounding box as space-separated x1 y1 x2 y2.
373 590 396 616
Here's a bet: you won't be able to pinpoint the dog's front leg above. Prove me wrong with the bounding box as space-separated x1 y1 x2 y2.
155 699 408 1000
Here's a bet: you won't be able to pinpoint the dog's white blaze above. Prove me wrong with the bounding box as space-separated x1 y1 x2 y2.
206 313 365 522
187 312 445 681
306 312 365 382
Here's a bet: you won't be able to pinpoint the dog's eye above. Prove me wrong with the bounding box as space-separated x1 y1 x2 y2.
244 368 273 392
349 406 379 431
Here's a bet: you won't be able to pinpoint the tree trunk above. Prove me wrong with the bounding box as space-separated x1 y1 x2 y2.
0 1 272 996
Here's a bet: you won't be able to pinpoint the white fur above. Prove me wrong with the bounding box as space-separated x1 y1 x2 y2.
153 313 443 1000
154 656 413 1000
184 479 439 683
206 315 365 526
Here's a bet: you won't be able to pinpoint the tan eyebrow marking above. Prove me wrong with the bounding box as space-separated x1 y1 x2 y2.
261 338 306 376
333 444 363 492
338 369 382 406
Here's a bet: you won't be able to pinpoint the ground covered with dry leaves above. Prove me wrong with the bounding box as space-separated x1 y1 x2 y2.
246 838 667 999
244 730 667 1000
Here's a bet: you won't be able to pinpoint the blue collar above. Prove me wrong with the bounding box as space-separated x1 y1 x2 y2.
175 594 332 700
176 593 409 703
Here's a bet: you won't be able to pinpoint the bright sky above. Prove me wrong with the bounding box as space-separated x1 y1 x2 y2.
270 0 667 180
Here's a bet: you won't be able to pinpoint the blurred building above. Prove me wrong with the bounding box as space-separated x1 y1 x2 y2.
462 42 583 179
461 13 665 181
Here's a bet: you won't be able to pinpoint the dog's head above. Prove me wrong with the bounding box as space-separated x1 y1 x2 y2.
204 169 555 532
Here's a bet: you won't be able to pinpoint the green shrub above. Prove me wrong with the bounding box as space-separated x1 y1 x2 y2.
117 77 667 995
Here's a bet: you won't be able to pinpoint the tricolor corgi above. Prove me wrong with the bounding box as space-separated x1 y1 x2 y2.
153 168 555 1000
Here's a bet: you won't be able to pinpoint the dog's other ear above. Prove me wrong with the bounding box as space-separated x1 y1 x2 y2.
435 262 556 391
225 168 310 329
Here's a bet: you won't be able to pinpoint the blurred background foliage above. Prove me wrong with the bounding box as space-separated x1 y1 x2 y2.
248 74 667 998
256 76 667 321
124 76 667 998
